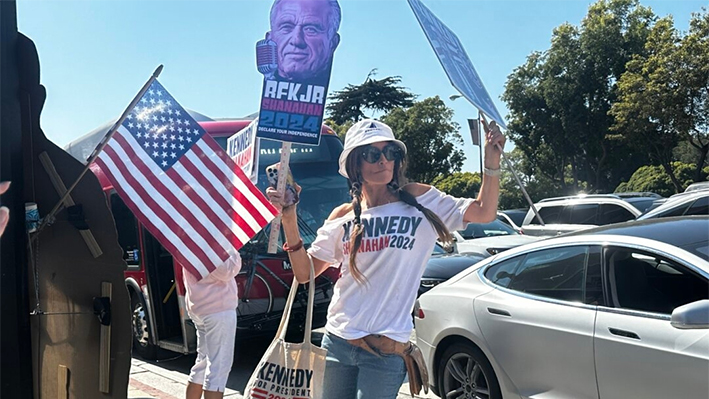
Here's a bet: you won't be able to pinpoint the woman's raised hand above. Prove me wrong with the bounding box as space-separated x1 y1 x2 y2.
480 115 505 167
265 182 301 217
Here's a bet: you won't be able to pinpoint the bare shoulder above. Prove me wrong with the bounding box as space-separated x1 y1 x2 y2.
401 182 432 197
328 203 353 220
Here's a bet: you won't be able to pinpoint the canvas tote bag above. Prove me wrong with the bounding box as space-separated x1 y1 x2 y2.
243 259 327 399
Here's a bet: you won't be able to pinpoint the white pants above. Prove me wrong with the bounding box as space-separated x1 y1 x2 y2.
188 310 237 392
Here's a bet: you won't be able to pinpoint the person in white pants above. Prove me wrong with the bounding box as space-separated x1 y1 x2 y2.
183 254 241 399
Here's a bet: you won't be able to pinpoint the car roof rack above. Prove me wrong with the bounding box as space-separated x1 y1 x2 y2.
538 194 620 203
613 191 663 199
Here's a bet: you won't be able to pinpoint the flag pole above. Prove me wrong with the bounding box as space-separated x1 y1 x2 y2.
34 65 164 237
479 112 545 226
477 111 483 175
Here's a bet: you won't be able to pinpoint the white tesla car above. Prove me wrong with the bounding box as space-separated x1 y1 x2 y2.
414 216 709 399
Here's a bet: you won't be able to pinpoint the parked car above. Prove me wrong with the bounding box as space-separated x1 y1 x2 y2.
521 194 643 236
419 243 486 297
414 216 709 399
685 181 709 193
452 219 541 256
497 209 527 233
614 191 664 214
638 190 709 220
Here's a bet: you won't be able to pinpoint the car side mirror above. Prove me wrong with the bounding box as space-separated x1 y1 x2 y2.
671 300 709 330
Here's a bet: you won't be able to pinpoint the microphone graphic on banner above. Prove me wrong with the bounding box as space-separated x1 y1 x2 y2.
256 34 278 80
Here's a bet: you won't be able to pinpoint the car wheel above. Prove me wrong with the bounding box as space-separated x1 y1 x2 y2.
438 342 502 399
131 291 158 360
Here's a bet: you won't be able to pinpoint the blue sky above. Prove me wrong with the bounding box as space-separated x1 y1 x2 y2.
17 0 706 173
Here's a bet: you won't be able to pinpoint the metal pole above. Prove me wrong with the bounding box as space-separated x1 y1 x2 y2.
33 65 163 236
479 113 545 226
477 111 483 175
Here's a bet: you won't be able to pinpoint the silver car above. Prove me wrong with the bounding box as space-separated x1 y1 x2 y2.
638 190 709 220
414 216 709 399
452 218 541 257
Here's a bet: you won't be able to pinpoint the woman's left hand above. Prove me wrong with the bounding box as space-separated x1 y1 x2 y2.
481 117 506 167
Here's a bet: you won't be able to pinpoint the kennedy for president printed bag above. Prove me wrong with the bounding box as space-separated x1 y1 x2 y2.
244 259 326 399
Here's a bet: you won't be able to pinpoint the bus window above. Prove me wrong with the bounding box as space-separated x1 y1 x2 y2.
110 193 140 269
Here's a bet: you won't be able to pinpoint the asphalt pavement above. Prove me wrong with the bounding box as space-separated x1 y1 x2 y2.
128 329 439 399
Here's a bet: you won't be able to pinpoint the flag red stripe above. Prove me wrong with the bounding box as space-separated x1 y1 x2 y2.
95 156 208 278
180 153 260 236
175 155 258 240
165 167 247 249
190 144 268 227
111 134 230 262
202 136 278 215
101 142 216 272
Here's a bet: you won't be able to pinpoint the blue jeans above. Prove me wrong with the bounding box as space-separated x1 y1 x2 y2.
321 332 407 399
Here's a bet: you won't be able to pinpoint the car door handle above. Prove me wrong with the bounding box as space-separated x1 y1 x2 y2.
609 328 640 340
487 307 511 317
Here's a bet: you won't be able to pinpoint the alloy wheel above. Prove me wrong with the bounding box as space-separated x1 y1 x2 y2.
442 352 491 399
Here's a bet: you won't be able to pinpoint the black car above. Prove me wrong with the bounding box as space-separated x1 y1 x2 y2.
419 243 486 297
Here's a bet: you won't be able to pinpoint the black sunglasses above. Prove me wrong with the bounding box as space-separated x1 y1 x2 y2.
360 144 403 164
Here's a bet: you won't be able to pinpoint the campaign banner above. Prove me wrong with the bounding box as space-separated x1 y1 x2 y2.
226 118 260 183
408 0 506 129
255 0 342 146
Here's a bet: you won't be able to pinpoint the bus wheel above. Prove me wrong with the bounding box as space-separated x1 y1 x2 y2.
131 292 158 360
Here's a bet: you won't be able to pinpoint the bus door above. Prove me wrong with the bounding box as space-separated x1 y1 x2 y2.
141 228 187 353
111 192 192 357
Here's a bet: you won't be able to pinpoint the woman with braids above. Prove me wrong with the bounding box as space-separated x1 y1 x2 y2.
266 118 505 399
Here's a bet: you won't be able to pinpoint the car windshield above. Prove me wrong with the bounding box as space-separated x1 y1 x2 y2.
458 220 517 240
216 134 351 249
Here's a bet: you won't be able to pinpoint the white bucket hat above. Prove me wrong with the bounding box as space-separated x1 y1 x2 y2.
338 119 407 179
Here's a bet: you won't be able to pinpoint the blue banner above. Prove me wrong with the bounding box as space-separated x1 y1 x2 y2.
255 0 342 145
408 0 506 129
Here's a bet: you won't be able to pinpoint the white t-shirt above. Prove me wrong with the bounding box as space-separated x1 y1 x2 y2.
308 187 473 342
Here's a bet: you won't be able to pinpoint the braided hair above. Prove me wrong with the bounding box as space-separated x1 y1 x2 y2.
344 144 453 284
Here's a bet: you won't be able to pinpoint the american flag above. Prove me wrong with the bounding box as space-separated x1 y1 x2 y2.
96 80 278 280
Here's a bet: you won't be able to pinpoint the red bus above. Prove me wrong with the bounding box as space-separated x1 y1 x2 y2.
64 111 348 359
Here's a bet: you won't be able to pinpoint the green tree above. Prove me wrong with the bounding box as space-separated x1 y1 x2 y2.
503 0 656 193
497 148 581 209
323 119 352 142
674 137 709 174
611 10 708 185
326 70 416 125
382 96 465 184
677 10 709 181
611 16 690 192
431 172 481 198
615 162 700 196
